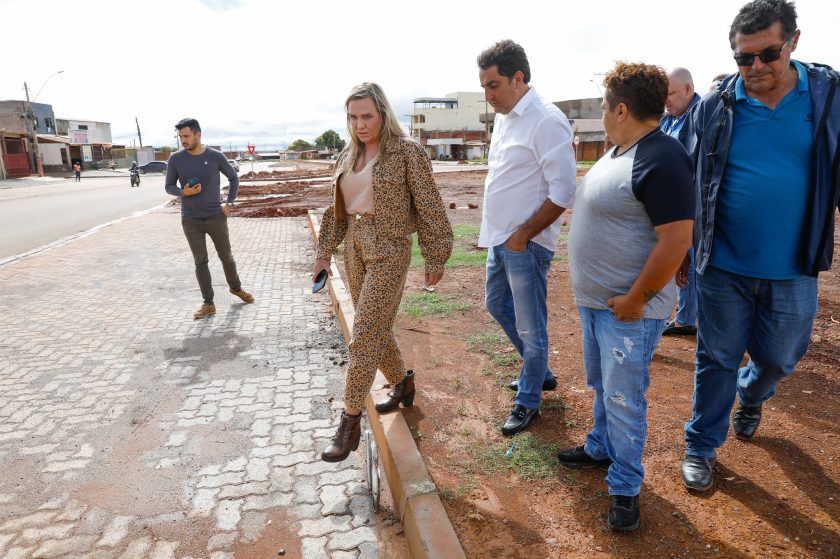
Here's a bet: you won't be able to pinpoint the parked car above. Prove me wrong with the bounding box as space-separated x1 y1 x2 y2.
138 161 168 174
227 159 240 172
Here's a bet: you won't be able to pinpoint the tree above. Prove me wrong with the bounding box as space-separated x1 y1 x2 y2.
288 139 314 151
315 130 346 152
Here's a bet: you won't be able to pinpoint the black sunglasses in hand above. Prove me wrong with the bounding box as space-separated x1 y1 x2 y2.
733 40 790 67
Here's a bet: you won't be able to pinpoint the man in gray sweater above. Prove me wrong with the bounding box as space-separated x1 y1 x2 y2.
165 118 254 319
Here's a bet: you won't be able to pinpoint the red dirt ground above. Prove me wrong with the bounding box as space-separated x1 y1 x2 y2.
241 167 840 558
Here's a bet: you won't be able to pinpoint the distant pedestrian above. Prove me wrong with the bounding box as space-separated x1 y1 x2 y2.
165 118 254 319
313 82 452 463
560 61 694 531
679 0 840 493
476 39 577 436
660 67 701 337
73 162 81 182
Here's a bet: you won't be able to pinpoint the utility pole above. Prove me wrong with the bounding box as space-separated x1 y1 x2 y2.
135 117 143 147
23 83 44 176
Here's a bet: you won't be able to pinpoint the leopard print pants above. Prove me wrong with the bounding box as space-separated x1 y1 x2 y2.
342 215 411 410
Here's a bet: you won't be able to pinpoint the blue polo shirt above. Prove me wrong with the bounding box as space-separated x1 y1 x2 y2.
711 61 813 279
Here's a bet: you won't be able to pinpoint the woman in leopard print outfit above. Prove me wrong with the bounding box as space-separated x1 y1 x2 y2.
313 83 453 462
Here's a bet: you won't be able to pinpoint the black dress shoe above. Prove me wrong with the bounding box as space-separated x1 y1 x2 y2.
608 495 640 531
557 445 612 470
681 455 715 491
507 377 558 392
732 402 762 440
501 404 539 436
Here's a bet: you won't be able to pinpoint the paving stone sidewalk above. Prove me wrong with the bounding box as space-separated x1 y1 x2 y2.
0 207 388 558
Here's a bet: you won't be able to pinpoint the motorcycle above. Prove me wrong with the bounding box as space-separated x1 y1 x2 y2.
130 168 141 187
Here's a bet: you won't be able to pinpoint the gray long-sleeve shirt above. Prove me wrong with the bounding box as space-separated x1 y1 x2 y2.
165 147 240 218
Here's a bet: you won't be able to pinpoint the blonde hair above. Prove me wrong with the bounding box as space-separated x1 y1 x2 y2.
336 82 406 177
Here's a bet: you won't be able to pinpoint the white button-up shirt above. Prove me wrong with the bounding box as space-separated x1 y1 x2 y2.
478 86 576 251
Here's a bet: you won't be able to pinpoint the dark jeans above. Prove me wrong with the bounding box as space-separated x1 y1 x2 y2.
684 266 818 458
181 211 241 304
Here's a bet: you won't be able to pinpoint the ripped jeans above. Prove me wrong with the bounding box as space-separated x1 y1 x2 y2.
578 306 665 496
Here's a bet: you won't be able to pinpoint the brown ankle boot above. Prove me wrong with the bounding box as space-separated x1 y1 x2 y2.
375 370 416 414
321 411 362 462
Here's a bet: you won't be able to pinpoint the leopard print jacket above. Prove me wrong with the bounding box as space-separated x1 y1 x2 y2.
317 135 453 273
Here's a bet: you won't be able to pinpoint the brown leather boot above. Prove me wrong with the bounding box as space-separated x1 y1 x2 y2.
375 370 415 413
320 412 362 462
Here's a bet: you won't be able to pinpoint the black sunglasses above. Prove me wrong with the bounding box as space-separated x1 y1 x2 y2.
733 40 790 66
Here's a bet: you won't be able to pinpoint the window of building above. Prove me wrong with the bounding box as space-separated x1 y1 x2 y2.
79 125 88 130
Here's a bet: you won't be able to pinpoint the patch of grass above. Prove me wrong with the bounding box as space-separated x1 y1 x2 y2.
467 332 522 369
452 223 481 240
438 473 478 502
457 402 468 417
466 332 507 355
577 160 597 168
410 227 487 268
465 433 561 481
541 399 568 412
492 370 518 389
553 254 568 263
492 353 522 367
399 292 471 318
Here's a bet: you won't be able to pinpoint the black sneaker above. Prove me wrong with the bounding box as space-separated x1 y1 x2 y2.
608 494 640 531
557 445 612 470
662 320 697 336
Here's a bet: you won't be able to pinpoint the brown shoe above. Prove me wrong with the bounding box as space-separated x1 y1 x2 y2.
230 288 254 304
375 370 415 413
321 412 362 462
193 303 216 319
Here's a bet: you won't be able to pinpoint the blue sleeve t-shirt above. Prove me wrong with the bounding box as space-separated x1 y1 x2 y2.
568 129 695 319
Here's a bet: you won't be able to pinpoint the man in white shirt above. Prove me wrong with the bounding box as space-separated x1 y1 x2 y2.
476 39 577 435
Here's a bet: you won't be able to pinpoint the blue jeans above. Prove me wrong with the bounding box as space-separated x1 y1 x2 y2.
675 247 697 326
579 307 665 496
684 266 818 458
485 241 554 409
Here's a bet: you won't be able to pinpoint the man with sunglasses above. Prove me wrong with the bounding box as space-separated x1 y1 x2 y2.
679 0 840 492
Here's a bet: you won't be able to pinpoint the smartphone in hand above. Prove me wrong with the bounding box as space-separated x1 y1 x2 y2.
312 269 328 293
188 177 200 186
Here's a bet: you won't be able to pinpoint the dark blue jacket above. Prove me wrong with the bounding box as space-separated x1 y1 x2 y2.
660 92 701 144
682 61 840 277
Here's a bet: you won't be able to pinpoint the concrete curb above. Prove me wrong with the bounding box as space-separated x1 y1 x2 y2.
307 212 466 559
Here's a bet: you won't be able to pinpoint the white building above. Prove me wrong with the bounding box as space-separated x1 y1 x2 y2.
412 92 490 160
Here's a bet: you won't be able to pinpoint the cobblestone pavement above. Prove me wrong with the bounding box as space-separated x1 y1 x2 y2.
0 207 395 558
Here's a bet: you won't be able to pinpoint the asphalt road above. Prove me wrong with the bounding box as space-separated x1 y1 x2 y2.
0 174 171 262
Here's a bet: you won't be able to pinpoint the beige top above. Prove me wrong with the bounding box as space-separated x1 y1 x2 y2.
340 156 377 215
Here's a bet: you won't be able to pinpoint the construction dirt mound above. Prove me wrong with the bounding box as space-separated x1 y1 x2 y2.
239 168 333 181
